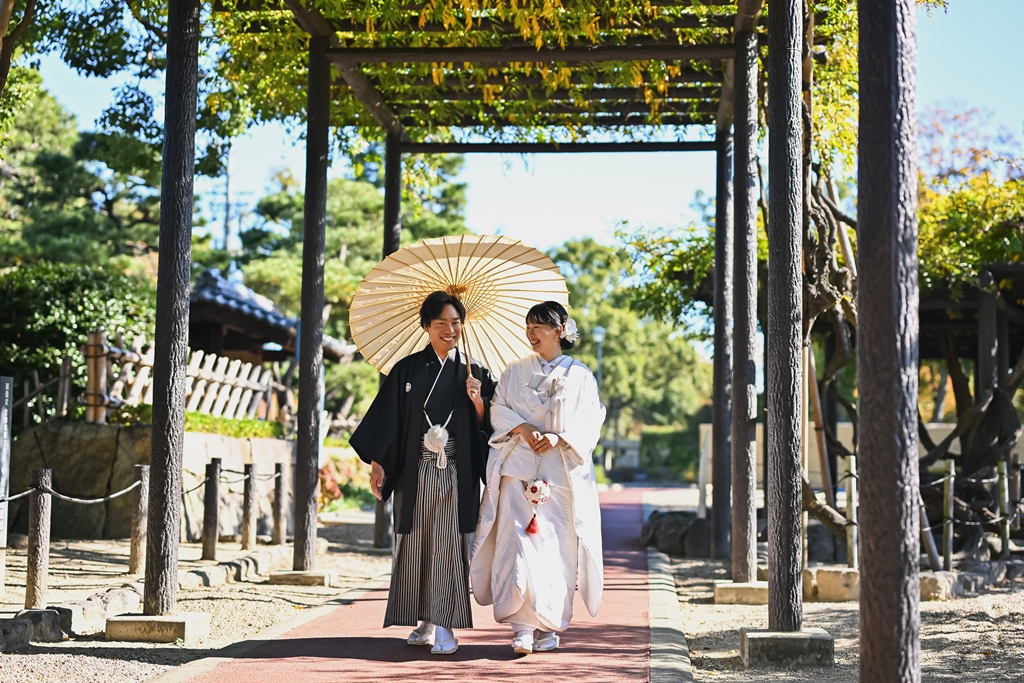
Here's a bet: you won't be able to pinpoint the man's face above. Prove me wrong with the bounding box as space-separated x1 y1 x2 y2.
425 304 462 355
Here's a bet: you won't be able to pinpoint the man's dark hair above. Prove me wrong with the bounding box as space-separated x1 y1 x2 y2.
419 290 466 328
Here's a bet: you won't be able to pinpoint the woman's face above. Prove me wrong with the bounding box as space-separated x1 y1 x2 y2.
424 304 462 355
526 318 562 355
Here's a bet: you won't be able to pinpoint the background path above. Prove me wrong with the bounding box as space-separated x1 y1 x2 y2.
163 488 654 683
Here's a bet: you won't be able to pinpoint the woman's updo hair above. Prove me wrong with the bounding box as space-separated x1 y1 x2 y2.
526 301 574 350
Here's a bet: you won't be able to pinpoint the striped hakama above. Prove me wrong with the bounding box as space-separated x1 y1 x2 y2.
384 437 473 630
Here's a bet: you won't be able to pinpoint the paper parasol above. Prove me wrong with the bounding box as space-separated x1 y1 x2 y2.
348 234 569 375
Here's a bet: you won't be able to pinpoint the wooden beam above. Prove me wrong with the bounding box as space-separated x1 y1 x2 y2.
388 85 719 103
401 140 717 154
284 0 406 137
327 14 736 34
398 113 712 128
328 43 735 64
402 70 725 88
393 100 718 116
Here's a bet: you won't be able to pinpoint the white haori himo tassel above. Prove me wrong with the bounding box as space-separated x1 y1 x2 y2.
424 423 450 468
547 375 568 434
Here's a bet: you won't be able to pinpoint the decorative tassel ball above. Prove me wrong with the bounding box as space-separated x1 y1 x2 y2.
424 424 450 469
523 478 551 506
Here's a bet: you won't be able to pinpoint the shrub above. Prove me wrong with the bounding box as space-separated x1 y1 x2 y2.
639 425 700 482
318 452 374 512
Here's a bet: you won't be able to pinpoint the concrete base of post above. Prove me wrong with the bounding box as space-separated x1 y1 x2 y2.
105 613 211 643
740 627 834 668
713 580 769 605
267 570 336 587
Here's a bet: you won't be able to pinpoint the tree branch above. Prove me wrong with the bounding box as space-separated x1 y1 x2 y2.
802 475 847 539
941 331 974 418
126 0 168 42
0 0 37 96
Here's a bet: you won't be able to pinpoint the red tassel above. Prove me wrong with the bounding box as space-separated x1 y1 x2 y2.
525 513 539 535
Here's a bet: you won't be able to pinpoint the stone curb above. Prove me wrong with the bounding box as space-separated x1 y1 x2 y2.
45 585 143 638
177 540 328 590
0 608 67 651
647 547 695 683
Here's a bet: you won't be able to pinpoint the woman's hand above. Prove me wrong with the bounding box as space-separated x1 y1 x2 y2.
370 461 385 500
466 375 485 419
510 423 544 451
534 433 560 453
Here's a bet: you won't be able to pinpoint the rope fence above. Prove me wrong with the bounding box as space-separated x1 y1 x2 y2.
2 458 291 609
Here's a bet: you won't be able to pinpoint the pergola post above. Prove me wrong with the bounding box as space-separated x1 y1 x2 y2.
977 269 998 404
765 0 804 635
857 0 921 680
730 27 759 585
293 35 330 572
374 131 403 550
143 0 201 618
711 129 734 561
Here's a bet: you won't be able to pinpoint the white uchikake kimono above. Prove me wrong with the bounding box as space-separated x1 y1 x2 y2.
470 354 607 632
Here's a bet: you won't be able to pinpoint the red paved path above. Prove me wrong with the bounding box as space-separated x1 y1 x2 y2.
187 488 651 682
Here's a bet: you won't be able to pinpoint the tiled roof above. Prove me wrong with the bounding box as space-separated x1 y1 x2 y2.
190 268 356 361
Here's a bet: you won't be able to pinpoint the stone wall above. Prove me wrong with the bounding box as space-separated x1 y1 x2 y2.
8 421 295 541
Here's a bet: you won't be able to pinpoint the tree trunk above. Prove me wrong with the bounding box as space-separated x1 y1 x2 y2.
712 130 734 561
730 27 760 585
293 36 330 572
144 0 200 617
766 0 805 633
857 0 921 679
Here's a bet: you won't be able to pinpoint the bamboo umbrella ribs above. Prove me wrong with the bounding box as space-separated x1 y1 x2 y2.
349 234 570 377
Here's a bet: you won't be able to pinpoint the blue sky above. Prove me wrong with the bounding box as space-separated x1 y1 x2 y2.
36 0 1024 252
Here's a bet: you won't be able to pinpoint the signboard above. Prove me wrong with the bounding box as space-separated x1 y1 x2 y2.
0 376 12 550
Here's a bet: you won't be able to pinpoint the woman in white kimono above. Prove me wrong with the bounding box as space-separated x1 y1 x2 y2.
471 301 606 655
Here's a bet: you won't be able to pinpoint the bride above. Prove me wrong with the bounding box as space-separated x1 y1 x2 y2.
470 301 606 655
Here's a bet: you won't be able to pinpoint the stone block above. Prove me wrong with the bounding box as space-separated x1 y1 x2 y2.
958 560 999 583
49 602 105 636
8 533 29 549
740 627 834 668
684 518 712 558
15 609 64 643
179 571 204 590
317 537 329 555
714 581 769 605
268 570 336 587
647 510 696 557
920 571 960 601
106 613 211 643
1006 560 1024 581
803 568 818 601
193 565 231 587
756 565 769 582
957 571 988 594
815 568 860 602
0 619 33 652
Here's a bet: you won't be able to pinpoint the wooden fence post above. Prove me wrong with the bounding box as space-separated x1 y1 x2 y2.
202 458 221 561
998 461 1010 560
943 458 955 571
846 454 859 569
25 468 52 609
56 356 72 418
242 464 257 551
273 463 287 545
129 465 150 575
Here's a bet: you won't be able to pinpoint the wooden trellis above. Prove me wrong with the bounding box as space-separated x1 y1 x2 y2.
83 330 273 424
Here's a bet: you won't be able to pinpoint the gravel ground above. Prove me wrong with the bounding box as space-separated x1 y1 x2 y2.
672 556 1024 682
0 515 392 683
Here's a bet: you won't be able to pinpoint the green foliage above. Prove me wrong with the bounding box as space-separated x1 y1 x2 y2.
917 107 1024 295
0 262 156 392
549 238 713 439
0 89 168 271
639 424 703 482
82 402 286 438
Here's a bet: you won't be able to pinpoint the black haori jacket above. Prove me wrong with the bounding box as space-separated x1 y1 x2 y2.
351 345 496 534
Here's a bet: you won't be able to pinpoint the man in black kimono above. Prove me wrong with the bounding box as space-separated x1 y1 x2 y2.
351 290 496 655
